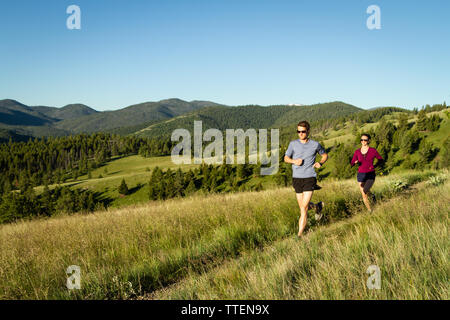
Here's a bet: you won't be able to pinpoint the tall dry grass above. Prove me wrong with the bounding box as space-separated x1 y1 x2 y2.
0 170 445 299
150 175 449 299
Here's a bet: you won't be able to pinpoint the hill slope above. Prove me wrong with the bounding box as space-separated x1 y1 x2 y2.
1 170 446 299
0 99 55 126
33 104 99 120
53 98 225 133
0 98 225 138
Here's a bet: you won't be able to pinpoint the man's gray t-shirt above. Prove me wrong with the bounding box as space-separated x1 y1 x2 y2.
285 139 326 178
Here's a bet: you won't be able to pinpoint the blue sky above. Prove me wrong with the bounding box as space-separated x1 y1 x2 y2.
0 0 449 111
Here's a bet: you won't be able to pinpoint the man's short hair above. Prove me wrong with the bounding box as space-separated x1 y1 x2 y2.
297 121 310 131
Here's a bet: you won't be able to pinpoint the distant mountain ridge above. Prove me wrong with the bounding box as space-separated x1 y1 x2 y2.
0 98 369 141
0 98 225 138
33 104 99 120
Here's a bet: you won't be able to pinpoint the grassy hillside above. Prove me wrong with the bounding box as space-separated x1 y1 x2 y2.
34 155 202 208
150 174 449 299
1 169 447 299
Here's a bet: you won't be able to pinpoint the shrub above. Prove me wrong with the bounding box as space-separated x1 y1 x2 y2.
388 179 409 194
426 173 447 186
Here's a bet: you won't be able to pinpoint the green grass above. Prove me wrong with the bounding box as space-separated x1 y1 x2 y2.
34 155 201 208
1 169 446 299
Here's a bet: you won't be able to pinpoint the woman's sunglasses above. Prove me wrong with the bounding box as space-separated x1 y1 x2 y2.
297 130 307 133
360 139 369 142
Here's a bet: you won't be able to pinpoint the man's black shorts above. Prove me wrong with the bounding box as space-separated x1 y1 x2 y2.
292 177 317 193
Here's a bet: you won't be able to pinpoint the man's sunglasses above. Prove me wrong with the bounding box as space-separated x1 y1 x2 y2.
297 130 307 133
360 139 369 142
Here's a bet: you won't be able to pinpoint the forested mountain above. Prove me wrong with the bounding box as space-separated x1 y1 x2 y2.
0 99 55 126
0 98 225 139
134 101 362 139
0 128 34 143
33 104 98 120
52 98 225 133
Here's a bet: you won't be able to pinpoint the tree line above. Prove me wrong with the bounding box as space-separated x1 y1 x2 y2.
0 133 175 195
146 163 264 201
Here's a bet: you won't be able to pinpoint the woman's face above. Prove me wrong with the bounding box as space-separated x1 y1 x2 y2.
360 136 370 146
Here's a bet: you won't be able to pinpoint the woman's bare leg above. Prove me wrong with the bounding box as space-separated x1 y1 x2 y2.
359 181 372 211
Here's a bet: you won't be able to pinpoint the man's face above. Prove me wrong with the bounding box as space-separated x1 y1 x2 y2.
297 126 308 139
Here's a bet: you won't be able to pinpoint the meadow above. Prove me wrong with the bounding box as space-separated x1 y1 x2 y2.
1 169 447 299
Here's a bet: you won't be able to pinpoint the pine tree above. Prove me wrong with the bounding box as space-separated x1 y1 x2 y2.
41 184 54 216
185 179 196 195
397 113 409 131
333 144 355 179
416 110 428 131
254 182 263 191
428 115 441 131
418 140 436 163
118 178 129 195
441 137 450 168
275 164 289 186
173 168 185 197
148 183 158 200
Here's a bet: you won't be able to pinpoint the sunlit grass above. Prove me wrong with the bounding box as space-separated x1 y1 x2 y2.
1 170 446 299
150 174 449 300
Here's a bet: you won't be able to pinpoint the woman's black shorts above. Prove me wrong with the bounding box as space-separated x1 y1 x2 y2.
357 171 376 182
292 177 317 193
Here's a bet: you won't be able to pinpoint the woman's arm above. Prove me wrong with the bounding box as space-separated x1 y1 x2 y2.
350 150 358 166
373 149 384 168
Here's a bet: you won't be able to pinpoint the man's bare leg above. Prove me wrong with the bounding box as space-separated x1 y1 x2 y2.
296 191 314 237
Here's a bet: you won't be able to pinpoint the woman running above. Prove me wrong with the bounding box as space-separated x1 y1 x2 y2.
350 134 384 212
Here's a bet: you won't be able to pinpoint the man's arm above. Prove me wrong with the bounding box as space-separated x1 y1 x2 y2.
284 155 302 166
314 153 328 168
319 153 328 165
284 155 293 164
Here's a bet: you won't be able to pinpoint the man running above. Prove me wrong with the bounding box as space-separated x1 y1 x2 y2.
284 120 328 237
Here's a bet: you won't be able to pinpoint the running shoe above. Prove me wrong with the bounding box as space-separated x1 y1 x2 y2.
315 201 324 221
